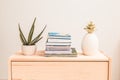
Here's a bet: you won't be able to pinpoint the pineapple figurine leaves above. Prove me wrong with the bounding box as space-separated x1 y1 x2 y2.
84 21 95 33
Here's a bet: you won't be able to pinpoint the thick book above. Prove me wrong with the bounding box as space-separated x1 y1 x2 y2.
45 48 77 57
46 45 71 51
45 49 72 54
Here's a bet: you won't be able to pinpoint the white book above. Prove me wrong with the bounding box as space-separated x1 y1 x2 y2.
47 39 71 42
48 36 71 39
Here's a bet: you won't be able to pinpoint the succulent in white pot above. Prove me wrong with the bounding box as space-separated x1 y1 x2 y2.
81 22 100 56
18 18 46 55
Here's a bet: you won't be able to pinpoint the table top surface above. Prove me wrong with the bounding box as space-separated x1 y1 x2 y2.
9 51 109 62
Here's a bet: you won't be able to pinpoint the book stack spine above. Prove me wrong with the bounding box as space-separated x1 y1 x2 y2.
45 32 72 55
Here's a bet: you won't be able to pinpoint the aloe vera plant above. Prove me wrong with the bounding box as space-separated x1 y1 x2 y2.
18 18 46 45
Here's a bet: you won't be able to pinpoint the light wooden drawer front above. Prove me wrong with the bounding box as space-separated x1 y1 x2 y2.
12 62 108 80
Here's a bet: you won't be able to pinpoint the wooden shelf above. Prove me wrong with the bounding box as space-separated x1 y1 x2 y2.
8 51 111 80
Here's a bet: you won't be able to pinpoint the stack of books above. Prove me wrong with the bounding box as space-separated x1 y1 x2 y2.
45 32 77 57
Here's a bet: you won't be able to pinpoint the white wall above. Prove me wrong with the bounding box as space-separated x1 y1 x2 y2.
0 0 120 80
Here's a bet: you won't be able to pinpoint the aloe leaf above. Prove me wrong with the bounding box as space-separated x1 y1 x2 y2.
29 37 43 45
18 24 27 45
36 25 47 39
28 18 36 43
20 34 27 45
19 34 24 44
31 25 47 44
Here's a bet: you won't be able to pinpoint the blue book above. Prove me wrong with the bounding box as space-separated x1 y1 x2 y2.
48 36 71 40
48 32 71 37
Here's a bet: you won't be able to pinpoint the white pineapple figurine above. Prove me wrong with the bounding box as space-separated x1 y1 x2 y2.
81 21 100 55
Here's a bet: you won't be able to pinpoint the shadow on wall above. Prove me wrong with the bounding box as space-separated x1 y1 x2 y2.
113 41 120 80
118 41 120 79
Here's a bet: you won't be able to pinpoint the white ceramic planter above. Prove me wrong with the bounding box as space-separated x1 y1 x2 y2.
81 33 100 55
21 45 37 56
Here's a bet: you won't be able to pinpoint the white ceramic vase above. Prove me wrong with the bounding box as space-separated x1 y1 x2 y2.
21 45 37 56
81 33 100 55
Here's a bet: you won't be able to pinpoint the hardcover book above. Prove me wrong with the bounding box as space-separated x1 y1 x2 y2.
45 48 77 57
46 45 71 51
48 32 71 37
47 38 71 43
46 42 71 46
45 49 72 54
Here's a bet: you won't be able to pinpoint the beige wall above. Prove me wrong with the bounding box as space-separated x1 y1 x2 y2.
0 0 120 80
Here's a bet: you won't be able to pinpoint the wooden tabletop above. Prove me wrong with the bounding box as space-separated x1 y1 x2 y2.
9 51 109 62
